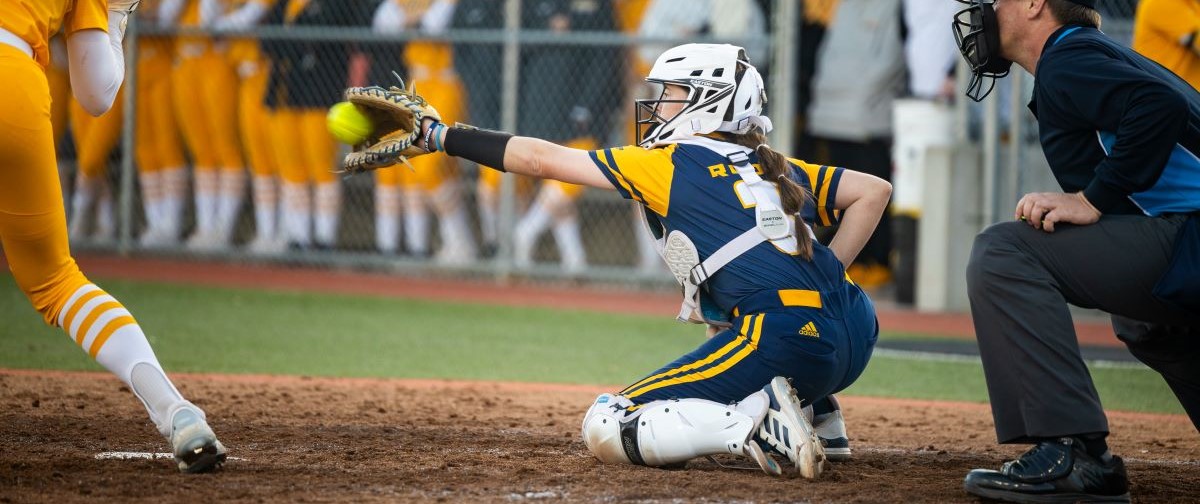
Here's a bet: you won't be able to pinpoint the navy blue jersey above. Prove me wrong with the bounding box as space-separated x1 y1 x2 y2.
1032 25 1200 215
590 142 849 314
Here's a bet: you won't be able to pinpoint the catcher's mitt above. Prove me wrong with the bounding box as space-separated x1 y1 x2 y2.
340 77 442 174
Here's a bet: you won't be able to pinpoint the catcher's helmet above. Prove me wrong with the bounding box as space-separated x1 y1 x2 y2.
635 44 772 148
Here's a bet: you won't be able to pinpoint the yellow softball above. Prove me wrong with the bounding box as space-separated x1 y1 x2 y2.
326 102 374 145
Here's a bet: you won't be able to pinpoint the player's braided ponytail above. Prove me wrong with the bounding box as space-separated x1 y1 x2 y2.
727 130 815 261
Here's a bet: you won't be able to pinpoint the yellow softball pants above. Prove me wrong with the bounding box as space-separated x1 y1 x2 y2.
135 40 185 173
0 45 92 325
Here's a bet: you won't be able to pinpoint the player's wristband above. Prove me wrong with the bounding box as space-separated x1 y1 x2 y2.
443 126 513 172
422 121 445 153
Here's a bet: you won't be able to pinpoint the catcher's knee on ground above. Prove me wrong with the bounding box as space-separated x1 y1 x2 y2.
580 393 767 468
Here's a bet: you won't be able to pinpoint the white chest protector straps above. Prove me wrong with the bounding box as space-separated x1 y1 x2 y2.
656 137 815 324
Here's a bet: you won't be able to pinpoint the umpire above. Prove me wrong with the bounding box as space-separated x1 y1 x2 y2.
952 0 1200 502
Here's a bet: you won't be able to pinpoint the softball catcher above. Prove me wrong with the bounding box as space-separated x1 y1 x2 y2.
335 43 890 478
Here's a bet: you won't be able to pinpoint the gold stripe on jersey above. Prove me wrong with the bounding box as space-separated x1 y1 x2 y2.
816 166 835 226
594 151 643 205
602 144 677 216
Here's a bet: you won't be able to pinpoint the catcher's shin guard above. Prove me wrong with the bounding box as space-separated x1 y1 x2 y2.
581 393 783 476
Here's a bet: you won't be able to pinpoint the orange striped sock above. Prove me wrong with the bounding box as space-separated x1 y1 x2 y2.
57 284 183 435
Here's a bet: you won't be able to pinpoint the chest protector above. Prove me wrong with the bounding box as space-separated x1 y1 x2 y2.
644 137 814 325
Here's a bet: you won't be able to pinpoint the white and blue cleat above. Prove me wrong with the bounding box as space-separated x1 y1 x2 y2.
756 376 826 479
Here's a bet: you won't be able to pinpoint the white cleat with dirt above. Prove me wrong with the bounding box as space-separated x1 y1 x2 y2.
757 376 826 478
168 405 227 473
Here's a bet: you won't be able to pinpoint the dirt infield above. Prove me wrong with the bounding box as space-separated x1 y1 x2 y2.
2 370 1196 503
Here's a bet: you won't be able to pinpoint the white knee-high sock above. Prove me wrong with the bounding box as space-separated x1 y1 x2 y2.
281 182 311 246
403 188 430 255
477 184 498 246
438 205 476 258
375 184 401 254
69 173 98 237
57 284 187 437
430 182 476 259
553 213 586 273
192 168 219 234
214 168 246 244
251 174 278 241
95 182 115 240
161 167 188 240
139 171 163 233
314 182 340 247
514 200 550 267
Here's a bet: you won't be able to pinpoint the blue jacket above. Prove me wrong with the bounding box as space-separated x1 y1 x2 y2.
1030 25 1200 309
1031 25 1200 216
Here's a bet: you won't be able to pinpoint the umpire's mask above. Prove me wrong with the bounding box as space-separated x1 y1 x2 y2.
953 0 1012 101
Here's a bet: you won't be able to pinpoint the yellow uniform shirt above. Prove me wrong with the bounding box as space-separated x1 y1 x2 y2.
0 0 108 68
1133 0 1200 90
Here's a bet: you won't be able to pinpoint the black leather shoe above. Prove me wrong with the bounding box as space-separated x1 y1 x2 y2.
963 437 1130 503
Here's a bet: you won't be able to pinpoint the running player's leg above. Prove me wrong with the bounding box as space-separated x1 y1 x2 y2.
0 49 225 473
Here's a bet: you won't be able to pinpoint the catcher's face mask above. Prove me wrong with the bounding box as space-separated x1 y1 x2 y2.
635 82 694 147
953 0 1012 101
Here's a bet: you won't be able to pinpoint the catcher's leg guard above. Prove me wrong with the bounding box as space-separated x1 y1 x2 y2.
581 392 783 476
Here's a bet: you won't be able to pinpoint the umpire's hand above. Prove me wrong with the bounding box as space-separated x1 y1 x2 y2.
1015 192 1102 232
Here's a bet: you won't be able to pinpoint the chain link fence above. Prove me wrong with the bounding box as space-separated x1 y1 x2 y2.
58 0 774 286
52 0 1154 300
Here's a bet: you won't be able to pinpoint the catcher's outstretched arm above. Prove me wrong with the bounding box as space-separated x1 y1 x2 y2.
425 120 616 191
501 137 616 190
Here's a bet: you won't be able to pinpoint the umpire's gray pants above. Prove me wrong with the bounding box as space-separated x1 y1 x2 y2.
967 214 1200 444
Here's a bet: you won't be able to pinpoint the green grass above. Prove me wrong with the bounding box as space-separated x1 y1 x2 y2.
0 274 1184 414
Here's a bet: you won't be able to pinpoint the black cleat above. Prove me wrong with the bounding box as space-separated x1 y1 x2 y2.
963 437 1130 503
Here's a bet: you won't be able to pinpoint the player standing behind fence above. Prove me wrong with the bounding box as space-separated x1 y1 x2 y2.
134 2 190 248
1133 0 1200 91
371 0 477 264
207 0 287 254
262 0 374 251
163 0 246 251
0 0 226 472
341 43 891 478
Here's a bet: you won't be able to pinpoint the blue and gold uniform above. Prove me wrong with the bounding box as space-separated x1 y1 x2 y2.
590 142 878 406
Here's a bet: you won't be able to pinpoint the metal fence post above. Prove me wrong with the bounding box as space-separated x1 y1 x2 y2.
769 0 797 155
496 0 522 280
118 14 140 255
